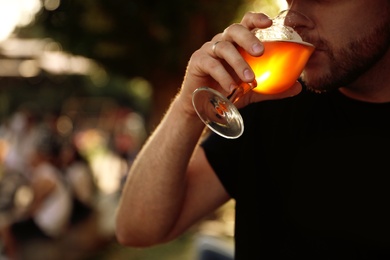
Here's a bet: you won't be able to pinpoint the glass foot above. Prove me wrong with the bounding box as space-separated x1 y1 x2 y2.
192 87 244 139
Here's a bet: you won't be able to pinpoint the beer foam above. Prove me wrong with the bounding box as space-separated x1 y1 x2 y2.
254 25 303 42
288 27 303 42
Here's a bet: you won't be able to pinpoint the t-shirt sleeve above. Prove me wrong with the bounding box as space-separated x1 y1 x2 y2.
201 133 239 198
200 105 257 199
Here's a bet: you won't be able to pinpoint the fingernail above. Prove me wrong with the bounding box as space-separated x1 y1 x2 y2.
229 84 238 92
263 16 272 22
252 43 263 54
244 69 254 80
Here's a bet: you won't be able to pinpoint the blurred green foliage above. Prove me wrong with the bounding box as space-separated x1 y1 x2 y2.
21 0 245 79
5 0 281 125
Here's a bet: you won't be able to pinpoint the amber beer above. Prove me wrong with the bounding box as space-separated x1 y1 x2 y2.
239 40 314 94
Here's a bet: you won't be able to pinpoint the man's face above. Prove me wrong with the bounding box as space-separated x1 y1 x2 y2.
291 0 390 93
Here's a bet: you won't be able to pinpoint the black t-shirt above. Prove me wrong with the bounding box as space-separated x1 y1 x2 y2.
202 88 390 259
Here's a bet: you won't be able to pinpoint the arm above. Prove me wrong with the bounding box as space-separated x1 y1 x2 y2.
115 11 301 247
115 97 230 247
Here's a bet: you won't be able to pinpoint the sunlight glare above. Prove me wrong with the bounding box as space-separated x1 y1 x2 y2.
251 0 288 17
0 0 42 42
276 0 288 11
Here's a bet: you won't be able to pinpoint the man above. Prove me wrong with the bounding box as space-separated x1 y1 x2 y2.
116 0 390 258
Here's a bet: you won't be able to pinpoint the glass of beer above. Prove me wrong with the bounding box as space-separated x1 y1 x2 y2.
192 10 315 139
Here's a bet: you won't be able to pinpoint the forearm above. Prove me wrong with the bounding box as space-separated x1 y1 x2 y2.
115 96 206 247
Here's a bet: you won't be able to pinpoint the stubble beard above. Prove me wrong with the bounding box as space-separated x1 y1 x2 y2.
301 16 390 94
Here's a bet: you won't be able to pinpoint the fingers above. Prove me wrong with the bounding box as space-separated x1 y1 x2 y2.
205 12 272 91
240 12 272 31
211 41 222 57
205 39 257 94
186 12 273 96
221 13 272 55
199 40 241 94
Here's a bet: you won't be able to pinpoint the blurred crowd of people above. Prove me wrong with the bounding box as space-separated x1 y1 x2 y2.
0 102 146 259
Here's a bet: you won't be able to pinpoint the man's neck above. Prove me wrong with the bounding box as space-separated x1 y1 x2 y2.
339 48 390 103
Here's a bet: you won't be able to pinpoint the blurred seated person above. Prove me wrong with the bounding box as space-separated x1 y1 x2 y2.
59 141 97 225
2 127 72 259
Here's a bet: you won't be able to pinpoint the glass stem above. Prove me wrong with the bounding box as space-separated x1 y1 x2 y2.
227 80 257 104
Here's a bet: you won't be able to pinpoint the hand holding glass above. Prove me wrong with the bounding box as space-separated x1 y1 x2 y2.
192 10 315 139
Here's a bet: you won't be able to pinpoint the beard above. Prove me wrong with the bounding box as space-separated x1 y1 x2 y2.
301 15 390 94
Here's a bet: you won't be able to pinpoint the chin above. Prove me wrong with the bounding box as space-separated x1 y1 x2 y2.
300 75 331 94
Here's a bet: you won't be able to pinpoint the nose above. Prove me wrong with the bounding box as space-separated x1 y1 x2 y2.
278 10 315 30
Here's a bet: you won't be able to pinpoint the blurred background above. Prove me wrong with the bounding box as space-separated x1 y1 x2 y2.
0 0 285 259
